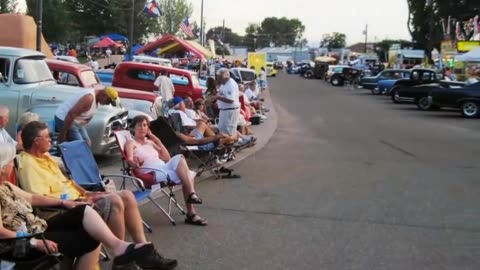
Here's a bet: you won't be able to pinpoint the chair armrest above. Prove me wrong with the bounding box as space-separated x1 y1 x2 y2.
101 174 147 190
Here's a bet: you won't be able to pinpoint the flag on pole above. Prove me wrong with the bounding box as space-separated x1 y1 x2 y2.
143 0 163 17
180 17 194 37
193 22 201 38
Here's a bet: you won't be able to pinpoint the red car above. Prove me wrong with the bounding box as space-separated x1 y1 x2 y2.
111 62 204 100
46 59 162 120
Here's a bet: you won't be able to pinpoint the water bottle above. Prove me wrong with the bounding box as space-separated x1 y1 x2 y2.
60 183 69 201
13 222 28 258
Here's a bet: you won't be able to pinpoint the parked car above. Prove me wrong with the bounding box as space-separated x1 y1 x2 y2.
132 55 172 67
359 69 409 91
330 67 362 86
46 59 162 121
302 61 329 80
230 67 256 84
111 62 204 100
390 68 464 105
429 81 480 118
0 46 127 155
266 62 277 77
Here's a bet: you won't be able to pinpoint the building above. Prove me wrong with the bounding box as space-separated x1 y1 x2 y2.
256 47 310 63
347 42 376 54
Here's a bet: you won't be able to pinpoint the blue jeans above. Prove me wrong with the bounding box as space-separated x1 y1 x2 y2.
193 129 215 151
55 116 90 142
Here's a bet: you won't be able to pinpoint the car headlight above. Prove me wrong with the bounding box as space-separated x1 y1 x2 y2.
104 125 112 140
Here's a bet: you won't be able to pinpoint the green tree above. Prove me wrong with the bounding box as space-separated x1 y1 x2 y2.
0 0 17 13
157 0 193 36
253 17 306 48
206 26 243 46
319 32 346 50
244 23 261 51
26 0 70 42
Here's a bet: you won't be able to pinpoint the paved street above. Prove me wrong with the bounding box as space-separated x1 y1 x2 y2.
124 72 480 270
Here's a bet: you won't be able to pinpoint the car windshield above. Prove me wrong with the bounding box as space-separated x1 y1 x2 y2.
240 71 256 82
81 70 100 87
13 57 54 84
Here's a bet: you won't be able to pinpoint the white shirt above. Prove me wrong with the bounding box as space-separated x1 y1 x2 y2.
168 109 196 127
259 70 266 80
217 78 240 110
185 109 200 120
55 88 97 126
0 128 17 147
244 87 256 102
91 61 99 71
153 75 175 101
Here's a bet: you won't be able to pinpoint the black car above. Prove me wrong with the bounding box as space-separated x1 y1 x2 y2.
359 69 408 90
302 61 329 80
390 69 443 103
330 67 362 86
429 81 480 118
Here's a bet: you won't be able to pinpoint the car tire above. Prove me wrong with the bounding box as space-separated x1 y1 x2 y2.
331 77 340 86
417 96 432 110
391 88 401 104
305 71 313 79
372 88 381 95
461 101 480 118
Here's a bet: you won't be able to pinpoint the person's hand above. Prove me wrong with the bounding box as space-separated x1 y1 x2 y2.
62 200 90 209
33 239 58 254
84 191 109 202
134 156 144 167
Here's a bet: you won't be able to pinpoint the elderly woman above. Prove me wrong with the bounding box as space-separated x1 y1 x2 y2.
0 143 176 270
125 115 208 226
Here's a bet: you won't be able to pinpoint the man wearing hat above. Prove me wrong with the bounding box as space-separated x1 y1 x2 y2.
55 87 119 146
214 68 240 141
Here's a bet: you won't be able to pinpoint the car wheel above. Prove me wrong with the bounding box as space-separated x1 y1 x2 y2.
417 96 432 110
305 71 313 79
372 87 381 95
461 101 480 118
391 88 401 104
331 78 340 86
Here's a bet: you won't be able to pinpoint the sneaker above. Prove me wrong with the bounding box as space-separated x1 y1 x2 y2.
136 245 178 270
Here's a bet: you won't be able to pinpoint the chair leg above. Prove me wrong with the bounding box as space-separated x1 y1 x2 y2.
161 188 186 215
100 245 110 261
148 196 177 226
142 220 153 232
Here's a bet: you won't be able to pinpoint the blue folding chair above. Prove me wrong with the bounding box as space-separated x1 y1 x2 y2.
57 140 172 230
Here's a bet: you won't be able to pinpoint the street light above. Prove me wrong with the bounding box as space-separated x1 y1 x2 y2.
253 37 257 51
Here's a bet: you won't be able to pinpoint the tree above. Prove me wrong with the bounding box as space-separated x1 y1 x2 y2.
251 17 306 48
0 0 17 13
206 26 243 46
375 39 413 62
319 32 346 50
157 0 193 36
244 23 261 51
26 0 70 42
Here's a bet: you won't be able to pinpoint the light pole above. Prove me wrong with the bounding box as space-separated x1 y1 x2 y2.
35 0 43 52
200 0 204 46
128 0 135 60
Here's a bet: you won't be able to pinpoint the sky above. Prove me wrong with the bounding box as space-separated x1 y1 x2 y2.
189 0 411 46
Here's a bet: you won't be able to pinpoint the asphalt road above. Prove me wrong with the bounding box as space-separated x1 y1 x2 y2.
125 72 480 270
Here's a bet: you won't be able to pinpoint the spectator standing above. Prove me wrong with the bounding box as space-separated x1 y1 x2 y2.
259 67 267 91
153 70 175 116
67 46 77 57
215 68 240 141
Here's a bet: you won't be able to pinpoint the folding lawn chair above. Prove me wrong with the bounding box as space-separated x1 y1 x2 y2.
113 130 186 226
0 233 64 270
57 140 165 232
150 116 241 179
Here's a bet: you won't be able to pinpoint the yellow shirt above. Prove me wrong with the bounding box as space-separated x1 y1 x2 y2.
17 152 82 199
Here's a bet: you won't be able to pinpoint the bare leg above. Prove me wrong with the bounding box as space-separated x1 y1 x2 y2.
81 206 147 257
175 156 196 214
74 246 101 270
118 191 147 243
101 194 126 240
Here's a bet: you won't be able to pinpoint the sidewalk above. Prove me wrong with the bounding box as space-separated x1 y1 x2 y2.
99 87 278 203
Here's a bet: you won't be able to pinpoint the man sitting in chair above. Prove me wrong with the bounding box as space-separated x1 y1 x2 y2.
17 121 178 270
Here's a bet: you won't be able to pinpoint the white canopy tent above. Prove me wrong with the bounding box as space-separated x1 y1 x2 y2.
455 47 480 62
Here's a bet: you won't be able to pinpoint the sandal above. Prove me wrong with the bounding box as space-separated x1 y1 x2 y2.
185 214 208 226
113 243 152 269
186 192 203 204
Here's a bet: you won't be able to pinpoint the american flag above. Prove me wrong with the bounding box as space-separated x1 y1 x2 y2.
180 17 194 37
143 0 163 17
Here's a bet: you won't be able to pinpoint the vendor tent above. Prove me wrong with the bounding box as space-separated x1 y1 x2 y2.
92 37 121 48
100 33 128 42
455 47 480 62
136 34 212 59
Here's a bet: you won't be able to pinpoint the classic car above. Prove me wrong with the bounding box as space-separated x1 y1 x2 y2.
0 46 127 155
46 59 161 121
390 68 464 107
359 69 409 91
266 62 277 77
230 67 256 84
301 61 329 80
330 67 362 86
111 62 204 100
429 81 480 118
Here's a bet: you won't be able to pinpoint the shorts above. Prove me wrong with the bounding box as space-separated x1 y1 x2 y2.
55 116 90 142
45 205 100 257
93 195 113 222
218 108 239 136
193 129 215 151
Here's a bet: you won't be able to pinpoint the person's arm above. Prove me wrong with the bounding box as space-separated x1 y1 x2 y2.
147 130 171 161
177 132 222 145
59 94 94 142
125 140 142 168
9 183 86 209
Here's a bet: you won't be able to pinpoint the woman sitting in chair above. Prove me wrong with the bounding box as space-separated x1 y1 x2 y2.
0 143 177 270
125 115 208 226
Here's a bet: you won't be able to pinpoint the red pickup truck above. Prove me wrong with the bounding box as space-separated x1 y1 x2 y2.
111 62 204 101
46 59 163 120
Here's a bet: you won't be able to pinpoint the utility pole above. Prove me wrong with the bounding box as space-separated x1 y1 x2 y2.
35 0 43 52
128 0 135 60
222 19 225 57
200 0 204 46
364 24 368 53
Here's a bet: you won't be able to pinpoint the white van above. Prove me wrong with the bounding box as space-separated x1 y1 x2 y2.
132 55 172 67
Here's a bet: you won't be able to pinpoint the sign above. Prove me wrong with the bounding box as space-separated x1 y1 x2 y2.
457 41 480 52
247 53 267 75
